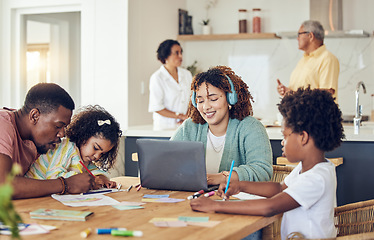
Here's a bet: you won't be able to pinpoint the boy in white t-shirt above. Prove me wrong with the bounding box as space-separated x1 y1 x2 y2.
190 87 345 240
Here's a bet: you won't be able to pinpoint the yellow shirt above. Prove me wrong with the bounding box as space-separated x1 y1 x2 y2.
289 45 340 100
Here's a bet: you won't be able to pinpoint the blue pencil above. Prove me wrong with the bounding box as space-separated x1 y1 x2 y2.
83 189 113 195
224 160 235 194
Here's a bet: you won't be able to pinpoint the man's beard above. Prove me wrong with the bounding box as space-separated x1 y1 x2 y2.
36 145 49 154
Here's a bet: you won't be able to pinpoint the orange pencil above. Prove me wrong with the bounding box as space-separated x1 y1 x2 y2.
79 160 96 178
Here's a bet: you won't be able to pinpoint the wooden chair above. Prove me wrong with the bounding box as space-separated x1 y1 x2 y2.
287 199 374 239
334 199 374 237
262 165 294 240
264 184 374 240
276 157 343 167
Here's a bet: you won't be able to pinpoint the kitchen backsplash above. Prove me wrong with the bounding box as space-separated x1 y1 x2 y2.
183 36 374 122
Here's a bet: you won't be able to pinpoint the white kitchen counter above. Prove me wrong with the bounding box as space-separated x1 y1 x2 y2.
124 122 374 142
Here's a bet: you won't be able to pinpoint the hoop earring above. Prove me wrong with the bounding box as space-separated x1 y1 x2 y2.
228 105 232 110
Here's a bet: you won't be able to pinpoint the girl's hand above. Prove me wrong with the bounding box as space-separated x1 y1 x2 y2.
94 175 117 189
217 180 241 200
190 196 217 213
207 173 226 185
103 180 117 188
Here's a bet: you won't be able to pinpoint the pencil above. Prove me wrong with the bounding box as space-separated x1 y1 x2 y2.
79 160 96 178
224 160 235 195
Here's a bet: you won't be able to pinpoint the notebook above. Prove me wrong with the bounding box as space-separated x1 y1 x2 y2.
136 139 208 192
30 209 93 221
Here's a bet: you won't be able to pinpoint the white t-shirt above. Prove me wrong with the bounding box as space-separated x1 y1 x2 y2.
148 65 192 130
205 130 226 173
281 160 337 240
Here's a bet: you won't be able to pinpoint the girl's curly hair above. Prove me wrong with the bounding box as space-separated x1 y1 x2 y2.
65 105 122 171
188 65 254 124
278 87 345 151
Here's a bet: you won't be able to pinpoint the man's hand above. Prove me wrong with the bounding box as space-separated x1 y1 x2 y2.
277 79 289 97
65 173 94 193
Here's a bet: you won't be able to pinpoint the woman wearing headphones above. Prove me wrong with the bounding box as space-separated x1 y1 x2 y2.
171 66 273 186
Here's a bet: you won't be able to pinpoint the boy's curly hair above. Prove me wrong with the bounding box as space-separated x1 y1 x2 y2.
278 87 345 152
65 105 122 171
188 66 254 124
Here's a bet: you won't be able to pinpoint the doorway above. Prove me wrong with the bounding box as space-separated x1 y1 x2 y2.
23 12 81 107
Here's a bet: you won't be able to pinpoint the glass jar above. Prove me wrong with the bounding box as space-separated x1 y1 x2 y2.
252 8 262 33
238 9 248 33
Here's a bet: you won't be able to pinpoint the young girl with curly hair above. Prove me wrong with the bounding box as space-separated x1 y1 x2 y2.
26 105 122 189
171 66 273 186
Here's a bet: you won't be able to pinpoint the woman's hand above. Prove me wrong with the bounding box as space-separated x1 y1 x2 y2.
190 196 217 213
207 173 226 185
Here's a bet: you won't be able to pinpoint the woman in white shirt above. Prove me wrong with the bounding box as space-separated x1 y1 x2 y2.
148 39 193 130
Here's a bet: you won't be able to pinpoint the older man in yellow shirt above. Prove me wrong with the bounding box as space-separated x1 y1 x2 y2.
277 20 340 101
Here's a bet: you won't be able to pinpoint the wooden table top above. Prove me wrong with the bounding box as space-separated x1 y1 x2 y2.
8 177 280 240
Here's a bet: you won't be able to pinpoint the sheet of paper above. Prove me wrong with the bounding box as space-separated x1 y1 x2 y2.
153 221 187 227
116 201 146 206
154 198 185 203
232 192 266 200
20 224 57 235
51 194 120 207
178 216 209 222
143 194 169 198
141 198 160 203
149 217 178 223
0 223 57 235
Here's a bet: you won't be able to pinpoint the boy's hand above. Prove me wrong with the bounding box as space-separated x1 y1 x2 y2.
217 180 241 200
190 196 217 213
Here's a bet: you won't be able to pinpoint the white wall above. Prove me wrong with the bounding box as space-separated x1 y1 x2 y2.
0 0 128 129
127 0 187 126
0 1 3 99
80 0 128 129
187 0 310 35
27 21 50 43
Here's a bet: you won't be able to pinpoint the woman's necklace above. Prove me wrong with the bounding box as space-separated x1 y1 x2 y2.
207 130 226 153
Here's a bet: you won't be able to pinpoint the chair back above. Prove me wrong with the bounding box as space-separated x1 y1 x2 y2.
262 165 294 240
335 199 374 236
271 165 294 183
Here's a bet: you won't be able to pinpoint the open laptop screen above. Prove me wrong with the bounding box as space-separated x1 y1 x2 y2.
136 139 208 192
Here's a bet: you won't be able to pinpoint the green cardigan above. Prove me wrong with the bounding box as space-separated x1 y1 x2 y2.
171 116 273 182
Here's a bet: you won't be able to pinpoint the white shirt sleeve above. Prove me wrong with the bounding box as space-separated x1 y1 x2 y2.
148 71 166 112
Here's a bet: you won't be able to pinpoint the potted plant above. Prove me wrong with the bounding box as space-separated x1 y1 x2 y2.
0 164 23 239
201 19 211 35
201 0 217 35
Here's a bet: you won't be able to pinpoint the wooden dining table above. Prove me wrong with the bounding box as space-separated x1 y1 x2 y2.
7 177 280 240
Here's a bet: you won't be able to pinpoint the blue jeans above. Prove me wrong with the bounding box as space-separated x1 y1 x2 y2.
241 229 262 240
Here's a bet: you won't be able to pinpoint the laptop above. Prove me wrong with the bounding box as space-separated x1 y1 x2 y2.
136 139 208 192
